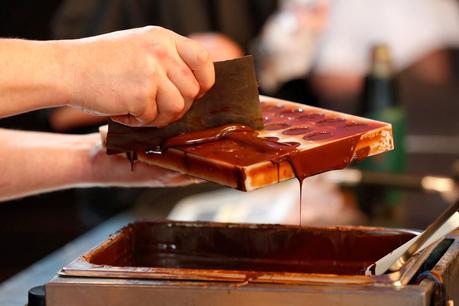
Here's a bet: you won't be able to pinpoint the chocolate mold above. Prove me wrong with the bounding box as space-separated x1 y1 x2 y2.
100 96 393 191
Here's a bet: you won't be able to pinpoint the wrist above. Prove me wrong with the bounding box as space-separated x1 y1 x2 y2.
70 133 104 186
45 40 76 108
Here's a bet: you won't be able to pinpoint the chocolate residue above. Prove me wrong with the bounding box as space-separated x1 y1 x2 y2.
161 124 253 150
86 221 415 275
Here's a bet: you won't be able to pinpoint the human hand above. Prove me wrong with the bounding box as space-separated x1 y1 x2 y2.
60 26 215 127
86 134 200 187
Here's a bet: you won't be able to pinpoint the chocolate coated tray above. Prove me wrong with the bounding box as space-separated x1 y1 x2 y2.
100 96 393 191
61 221 415 284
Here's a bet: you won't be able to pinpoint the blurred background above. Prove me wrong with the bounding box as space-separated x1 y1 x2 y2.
0 0 458 283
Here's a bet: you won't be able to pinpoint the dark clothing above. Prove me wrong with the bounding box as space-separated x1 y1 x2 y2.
53 0 277 51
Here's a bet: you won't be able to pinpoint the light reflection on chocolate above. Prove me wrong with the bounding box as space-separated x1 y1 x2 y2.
281 141 301 147
279 108 305 116
260 103 284 112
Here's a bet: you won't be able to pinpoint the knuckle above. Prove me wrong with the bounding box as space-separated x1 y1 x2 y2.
170 97 185 115
150 43 169 59
137 82 152 102
143 25 161 35
183 79 200 99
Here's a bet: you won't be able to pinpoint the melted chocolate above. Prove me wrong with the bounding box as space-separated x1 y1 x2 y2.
111 98 387 225
161 124 253 149
86 221 415 275
161 117 360 225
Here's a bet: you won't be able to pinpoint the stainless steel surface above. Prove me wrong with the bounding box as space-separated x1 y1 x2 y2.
46 276 432 306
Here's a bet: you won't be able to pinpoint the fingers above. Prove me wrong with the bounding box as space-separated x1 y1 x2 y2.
150 77 185 127
166 58 199 116
117 82 159 126
175 35 215 96
113 72 186 127
111 30 215 128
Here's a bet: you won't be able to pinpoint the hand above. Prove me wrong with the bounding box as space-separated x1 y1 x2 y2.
61 26 215 127
87 136 200 187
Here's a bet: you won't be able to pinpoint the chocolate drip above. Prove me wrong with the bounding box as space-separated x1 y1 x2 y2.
158 123 360 226
126 151 138 171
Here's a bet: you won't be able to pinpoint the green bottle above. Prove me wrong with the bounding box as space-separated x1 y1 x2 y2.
358 44 406 215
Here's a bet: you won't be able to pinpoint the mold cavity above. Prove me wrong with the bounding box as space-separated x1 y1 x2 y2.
282 127 312 135
264 136 280 142
303 131 333 141
298 113 326 121
343 122 369 132
316 118 347 126
282 141 301 147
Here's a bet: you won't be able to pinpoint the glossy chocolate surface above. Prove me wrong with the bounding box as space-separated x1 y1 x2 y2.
146 101 384 185
106 98 391 191
86 221 414 275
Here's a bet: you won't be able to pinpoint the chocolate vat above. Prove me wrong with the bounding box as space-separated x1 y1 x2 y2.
61 221 415 282
49 221 459 306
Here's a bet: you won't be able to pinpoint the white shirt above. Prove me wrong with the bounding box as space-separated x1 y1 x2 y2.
313 0 459 74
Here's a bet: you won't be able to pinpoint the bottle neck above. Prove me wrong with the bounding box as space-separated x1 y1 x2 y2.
362 75 398 113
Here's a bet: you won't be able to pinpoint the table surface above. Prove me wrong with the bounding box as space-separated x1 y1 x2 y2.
0 212 134 306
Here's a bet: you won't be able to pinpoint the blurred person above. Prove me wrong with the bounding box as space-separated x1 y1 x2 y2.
254 0 329 93
0 26 214 201
255 0 459 112
312 0 459 108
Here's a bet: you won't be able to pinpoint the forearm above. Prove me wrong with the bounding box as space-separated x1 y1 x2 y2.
0 128 195 202
0 39 69 117
0 128 95 201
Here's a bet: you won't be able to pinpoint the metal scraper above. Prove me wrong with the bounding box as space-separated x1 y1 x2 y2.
106 55 263 154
